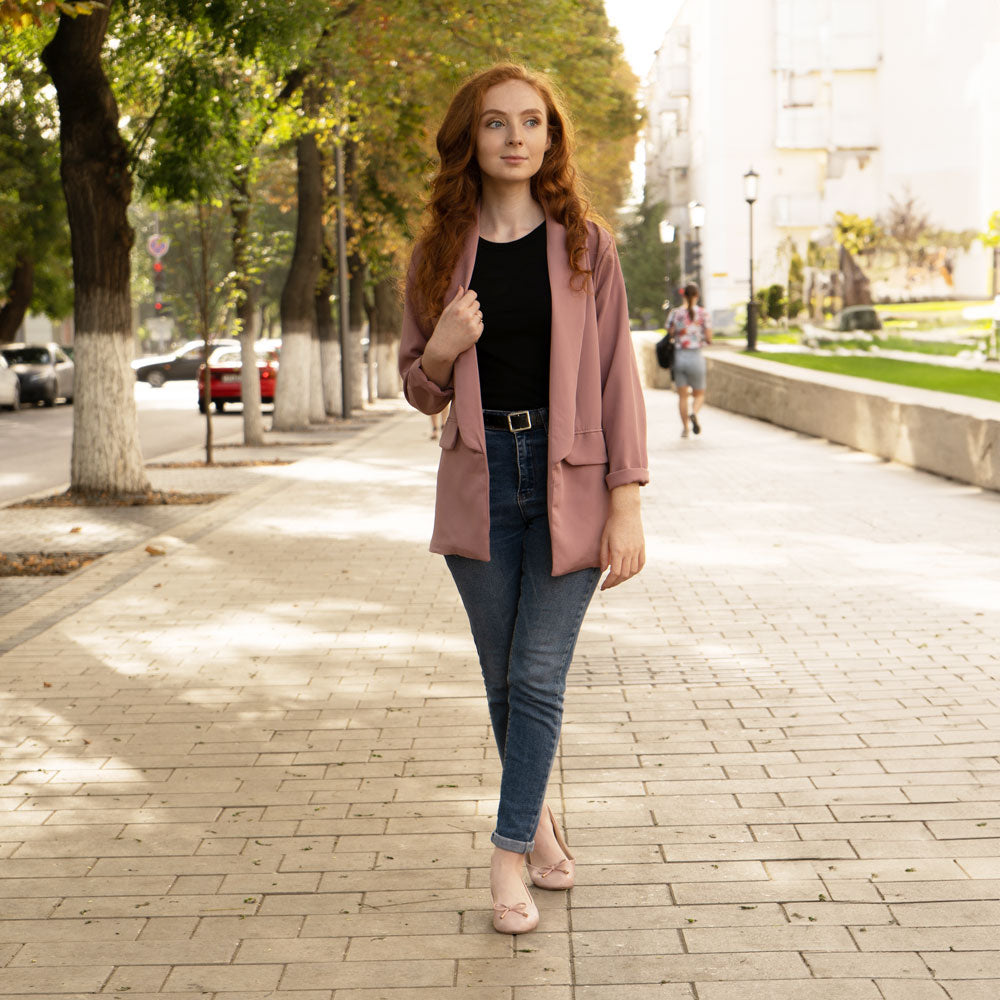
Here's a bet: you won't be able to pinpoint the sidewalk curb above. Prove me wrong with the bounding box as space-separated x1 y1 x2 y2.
0 408 408 655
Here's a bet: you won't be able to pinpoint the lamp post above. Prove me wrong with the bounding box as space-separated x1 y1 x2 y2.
687 201 705 297
744 167 759 351
658 219 675 326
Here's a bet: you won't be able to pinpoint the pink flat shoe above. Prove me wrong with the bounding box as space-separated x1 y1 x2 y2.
491 885 539 934
526 804 575 891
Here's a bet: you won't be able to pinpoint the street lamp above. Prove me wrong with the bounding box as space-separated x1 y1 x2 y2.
687 200 705 297
658 219 676 326
744 167 759 351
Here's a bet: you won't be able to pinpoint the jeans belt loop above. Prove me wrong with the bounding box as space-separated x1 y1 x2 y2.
507 410 532 432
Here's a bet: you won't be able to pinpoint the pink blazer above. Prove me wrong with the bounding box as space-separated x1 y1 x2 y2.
398 213 649 576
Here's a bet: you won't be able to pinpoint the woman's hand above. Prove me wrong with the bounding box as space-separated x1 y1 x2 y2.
599 483 645 590
422 287 484 388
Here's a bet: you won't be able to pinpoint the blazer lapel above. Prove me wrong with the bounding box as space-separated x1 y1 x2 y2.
545 214 587 463
450 213 486 453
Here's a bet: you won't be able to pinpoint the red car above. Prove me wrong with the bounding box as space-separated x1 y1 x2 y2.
197 343 279 413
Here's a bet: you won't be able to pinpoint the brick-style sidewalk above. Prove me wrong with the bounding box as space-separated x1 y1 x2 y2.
1 389 999 999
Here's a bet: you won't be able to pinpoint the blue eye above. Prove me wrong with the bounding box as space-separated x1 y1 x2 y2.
525 118 540 127
486 119 504 129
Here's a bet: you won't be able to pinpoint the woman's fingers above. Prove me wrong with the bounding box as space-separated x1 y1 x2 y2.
601 543 644 590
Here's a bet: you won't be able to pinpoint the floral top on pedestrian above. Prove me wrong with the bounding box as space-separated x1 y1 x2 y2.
667 305 712 349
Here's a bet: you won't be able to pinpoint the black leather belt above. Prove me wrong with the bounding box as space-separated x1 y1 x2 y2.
482 408 547 432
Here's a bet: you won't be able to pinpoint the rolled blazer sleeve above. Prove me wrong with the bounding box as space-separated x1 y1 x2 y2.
593 234 650 490
398 258 454 416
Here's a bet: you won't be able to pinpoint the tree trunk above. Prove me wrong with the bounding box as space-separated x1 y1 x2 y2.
0 255 34 344
371 275 403 399
274 130 322 431
41 3 150 497
231 180 265 447
348 252 366 409
839 245 873 307
196 203 214 465
316 260 342 416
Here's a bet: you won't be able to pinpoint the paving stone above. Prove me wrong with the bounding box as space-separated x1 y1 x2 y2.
572 988 694 1000
873 983 951 1000
694 983 882 1000
938 983 1000 1000
573 951 810 983
283 959 456 991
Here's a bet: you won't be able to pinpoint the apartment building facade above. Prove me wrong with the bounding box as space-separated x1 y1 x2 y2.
644 0 1000 319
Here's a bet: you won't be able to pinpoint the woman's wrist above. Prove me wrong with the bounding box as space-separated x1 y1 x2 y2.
421 339 456 388
609 482 641 512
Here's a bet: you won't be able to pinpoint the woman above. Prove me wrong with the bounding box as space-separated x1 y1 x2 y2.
398 64 648 935
429 403 450 440
667 282 712 437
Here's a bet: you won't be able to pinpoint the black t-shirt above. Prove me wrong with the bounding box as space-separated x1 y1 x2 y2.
470 221 551 411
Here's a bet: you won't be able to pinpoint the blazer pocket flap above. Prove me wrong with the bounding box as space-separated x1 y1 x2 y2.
439 419 459 450
565 430 608 465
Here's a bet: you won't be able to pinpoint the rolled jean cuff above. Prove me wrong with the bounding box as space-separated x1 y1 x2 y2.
491 830 534 854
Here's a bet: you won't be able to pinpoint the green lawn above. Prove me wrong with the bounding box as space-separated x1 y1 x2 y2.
717 330 801 345
752 352 1000 403
874 300 990 315
821 335 978 356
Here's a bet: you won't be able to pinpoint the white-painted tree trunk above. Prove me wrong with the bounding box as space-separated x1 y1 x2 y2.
366 348 377 403
272 327 312 430
375 340 402 399
309 334 326 423
320 337 343 417
240 324 265 447
348 324 365 411
71 330 150 495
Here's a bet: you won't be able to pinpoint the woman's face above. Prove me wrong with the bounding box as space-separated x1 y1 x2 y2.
475 79 551 186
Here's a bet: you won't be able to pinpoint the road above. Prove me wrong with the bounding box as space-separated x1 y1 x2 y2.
0 380 250 504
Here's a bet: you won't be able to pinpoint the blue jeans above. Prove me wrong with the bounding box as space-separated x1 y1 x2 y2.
445 411 600 853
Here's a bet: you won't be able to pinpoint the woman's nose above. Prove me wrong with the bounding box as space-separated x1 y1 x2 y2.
507 128 523 146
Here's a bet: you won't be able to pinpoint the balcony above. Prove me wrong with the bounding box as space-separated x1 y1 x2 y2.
776 107 829 149
667 65 690 97
659 133 691 170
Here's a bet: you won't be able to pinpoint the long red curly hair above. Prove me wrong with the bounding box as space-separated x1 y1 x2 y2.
410 63 598 329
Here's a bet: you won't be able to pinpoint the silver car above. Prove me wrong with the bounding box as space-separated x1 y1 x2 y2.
0 342 74 406
0 353 20 410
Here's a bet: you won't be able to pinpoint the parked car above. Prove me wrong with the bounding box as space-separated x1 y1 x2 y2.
197 343 279 413
0 342 74 406
133 338 239 387
0 353 20 410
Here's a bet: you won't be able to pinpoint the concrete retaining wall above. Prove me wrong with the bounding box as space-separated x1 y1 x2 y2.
631 333 1000 492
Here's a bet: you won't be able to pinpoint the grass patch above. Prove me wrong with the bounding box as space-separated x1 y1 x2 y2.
752 352 1000 402
822 335 978 356
717 330 801 345
876 335 979 356
874 300 990 315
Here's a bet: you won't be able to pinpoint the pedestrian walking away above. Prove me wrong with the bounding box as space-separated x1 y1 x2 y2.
429 402 450 440
398 63 649 935
667 282 712 437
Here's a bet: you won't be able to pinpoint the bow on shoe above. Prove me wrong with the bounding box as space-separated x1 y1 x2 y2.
529 858 571 879
493 900 530 920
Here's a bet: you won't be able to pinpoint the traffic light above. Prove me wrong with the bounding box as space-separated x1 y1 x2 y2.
152 259 166 315
684 241 702 278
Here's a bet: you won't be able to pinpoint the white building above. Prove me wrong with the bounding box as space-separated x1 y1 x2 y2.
644 0 1000 320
